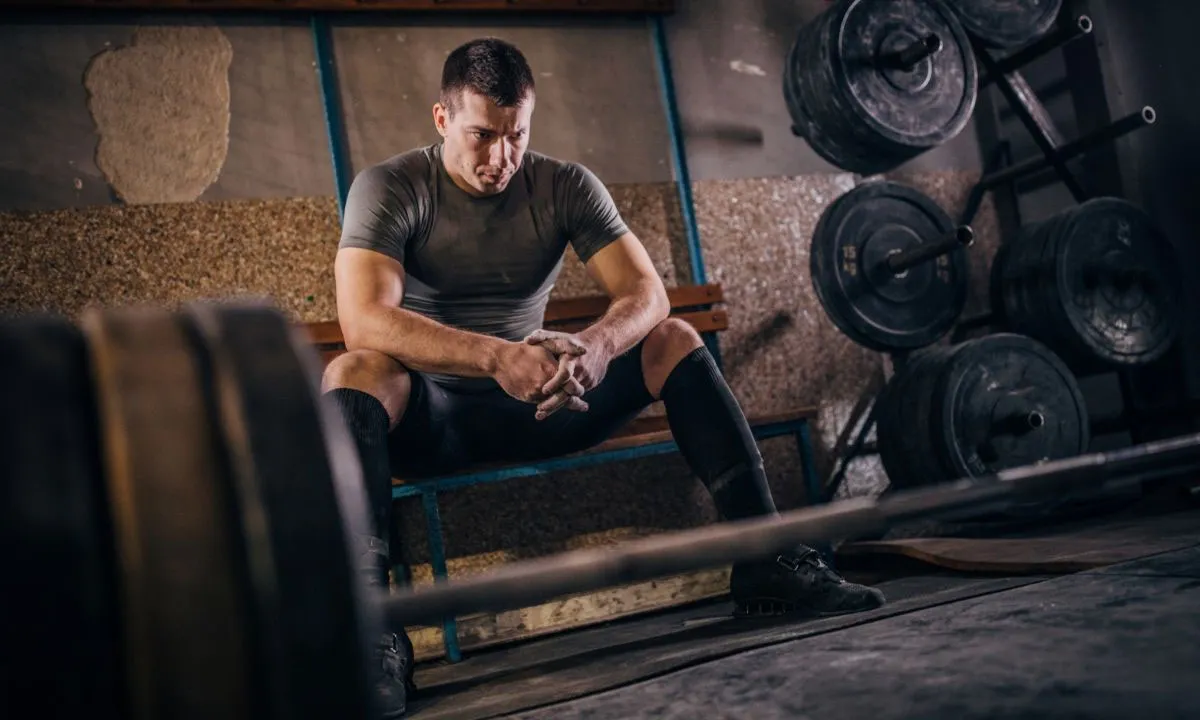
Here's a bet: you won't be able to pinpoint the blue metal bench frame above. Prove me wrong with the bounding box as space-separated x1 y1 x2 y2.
392 415 821 662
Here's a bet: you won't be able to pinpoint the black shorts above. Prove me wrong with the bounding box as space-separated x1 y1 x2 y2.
387 341 655 478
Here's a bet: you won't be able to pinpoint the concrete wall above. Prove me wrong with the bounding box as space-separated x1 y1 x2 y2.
0 21 132 211
332 14 672 183
0 15 335 211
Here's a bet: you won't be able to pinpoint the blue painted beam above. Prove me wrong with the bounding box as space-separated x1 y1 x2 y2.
650 15 723 368
650 15 705 286
311 14 352 221
393 419 810 499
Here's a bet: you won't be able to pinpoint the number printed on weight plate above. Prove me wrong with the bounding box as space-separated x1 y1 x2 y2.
841 245 857 276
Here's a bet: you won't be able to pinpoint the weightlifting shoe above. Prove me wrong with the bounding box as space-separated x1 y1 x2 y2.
374 630 416 719
730 547 885 617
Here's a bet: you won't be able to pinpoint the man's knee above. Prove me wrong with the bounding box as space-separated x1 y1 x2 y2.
321 349 411 424
642 318 704 396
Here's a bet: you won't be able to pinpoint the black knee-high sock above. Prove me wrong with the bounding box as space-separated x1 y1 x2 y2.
659 347 778 521
326 387 393 588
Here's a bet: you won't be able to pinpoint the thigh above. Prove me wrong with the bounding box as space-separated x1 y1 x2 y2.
385 372 477 479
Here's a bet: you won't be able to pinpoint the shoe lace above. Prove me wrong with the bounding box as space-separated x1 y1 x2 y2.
376 635 407 681
775 550 843 583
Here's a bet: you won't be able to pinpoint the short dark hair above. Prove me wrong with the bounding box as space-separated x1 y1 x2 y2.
440 38 535 117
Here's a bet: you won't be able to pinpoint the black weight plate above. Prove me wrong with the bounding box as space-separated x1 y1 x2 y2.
877 345 954 490
784 0 978 175
82 306 258 720
906 344 961 486
785 8 896 174
838 0 978 146
811 181 969 352
933 333 1089 480
1052 197 1182 369
1026 211 1072 352
0 316 124 719
997 213 1061 349
881 349 926 490
185 302 379 720
947 0 1063 49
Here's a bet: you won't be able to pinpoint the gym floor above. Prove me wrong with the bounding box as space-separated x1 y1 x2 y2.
406 496 1200 719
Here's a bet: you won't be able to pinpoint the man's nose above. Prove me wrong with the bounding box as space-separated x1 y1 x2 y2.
489 138 506 162
490 138 513 167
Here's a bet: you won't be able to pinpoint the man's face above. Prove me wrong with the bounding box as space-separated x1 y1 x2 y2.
434 89 533 197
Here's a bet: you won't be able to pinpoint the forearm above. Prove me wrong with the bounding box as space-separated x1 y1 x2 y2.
578 279 670 359
344 304 506 378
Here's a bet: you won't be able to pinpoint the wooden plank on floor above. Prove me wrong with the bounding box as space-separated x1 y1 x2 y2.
837 509 1200 574
405 568 732 662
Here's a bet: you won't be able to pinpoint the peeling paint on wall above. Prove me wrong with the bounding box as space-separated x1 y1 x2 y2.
84 24 233 204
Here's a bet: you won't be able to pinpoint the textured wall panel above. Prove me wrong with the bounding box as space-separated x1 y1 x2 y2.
0 198 341 321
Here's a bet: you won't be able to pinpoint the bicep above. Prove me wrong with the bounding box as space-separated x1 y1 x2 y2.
583 232 664 299
335 248 405 342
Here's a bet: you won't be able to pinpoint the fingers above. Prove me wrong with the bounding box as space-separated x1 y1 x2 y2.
561 375 585 398
535 390 589 421
524 330 587 357
523 329 556 345
541 354 576 397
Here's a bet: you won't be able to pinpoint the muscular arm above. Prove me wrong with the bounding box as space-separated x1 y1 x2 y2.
335 247 506 377
577 233 670 359
554 162 669 358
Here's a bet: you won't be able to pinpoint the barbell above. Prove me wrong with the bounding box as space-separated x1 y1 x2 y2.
810 179 974 353
784 0 978 176
874 333 1090 509
991 196 1184 372
5 302 1200 719
783 0 1066 175
809 180 1184 371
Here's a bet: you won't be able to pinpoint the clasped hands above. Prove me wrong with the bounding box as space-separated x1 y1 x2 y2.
493 329 610 421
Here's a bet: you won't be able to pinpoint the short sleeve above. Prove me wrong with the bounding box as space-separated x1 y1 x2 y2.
338 165 417 266
554 162 630 264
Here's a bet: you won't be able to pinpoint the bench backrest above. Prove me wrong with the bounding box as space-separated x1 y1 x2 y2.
304 283 726 366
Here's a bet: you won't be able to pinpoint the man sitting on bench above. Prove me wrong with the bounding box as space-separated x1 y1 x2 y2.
322 37 886 718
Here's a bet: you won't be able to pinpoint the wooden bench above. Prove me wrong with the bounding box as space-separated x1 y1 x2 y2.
304 283 820 661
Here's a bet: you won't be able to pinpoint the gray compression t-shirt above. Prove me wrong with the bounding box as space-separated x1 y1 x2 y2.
339 143 629 389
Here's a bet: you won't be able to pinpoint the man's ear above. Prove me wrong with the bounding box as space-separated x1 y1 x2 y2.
432 102 449 137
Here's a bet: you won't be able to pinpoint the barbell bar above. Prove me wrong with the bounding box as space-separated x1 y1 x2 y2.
381 431 1200 628
976 106 1157 192
978 14 1093 86
886 33 944 71
885 225 975 275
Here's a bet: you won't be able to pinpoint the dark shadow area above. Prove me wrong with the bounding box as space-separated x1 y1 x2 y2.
720 310 794 382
